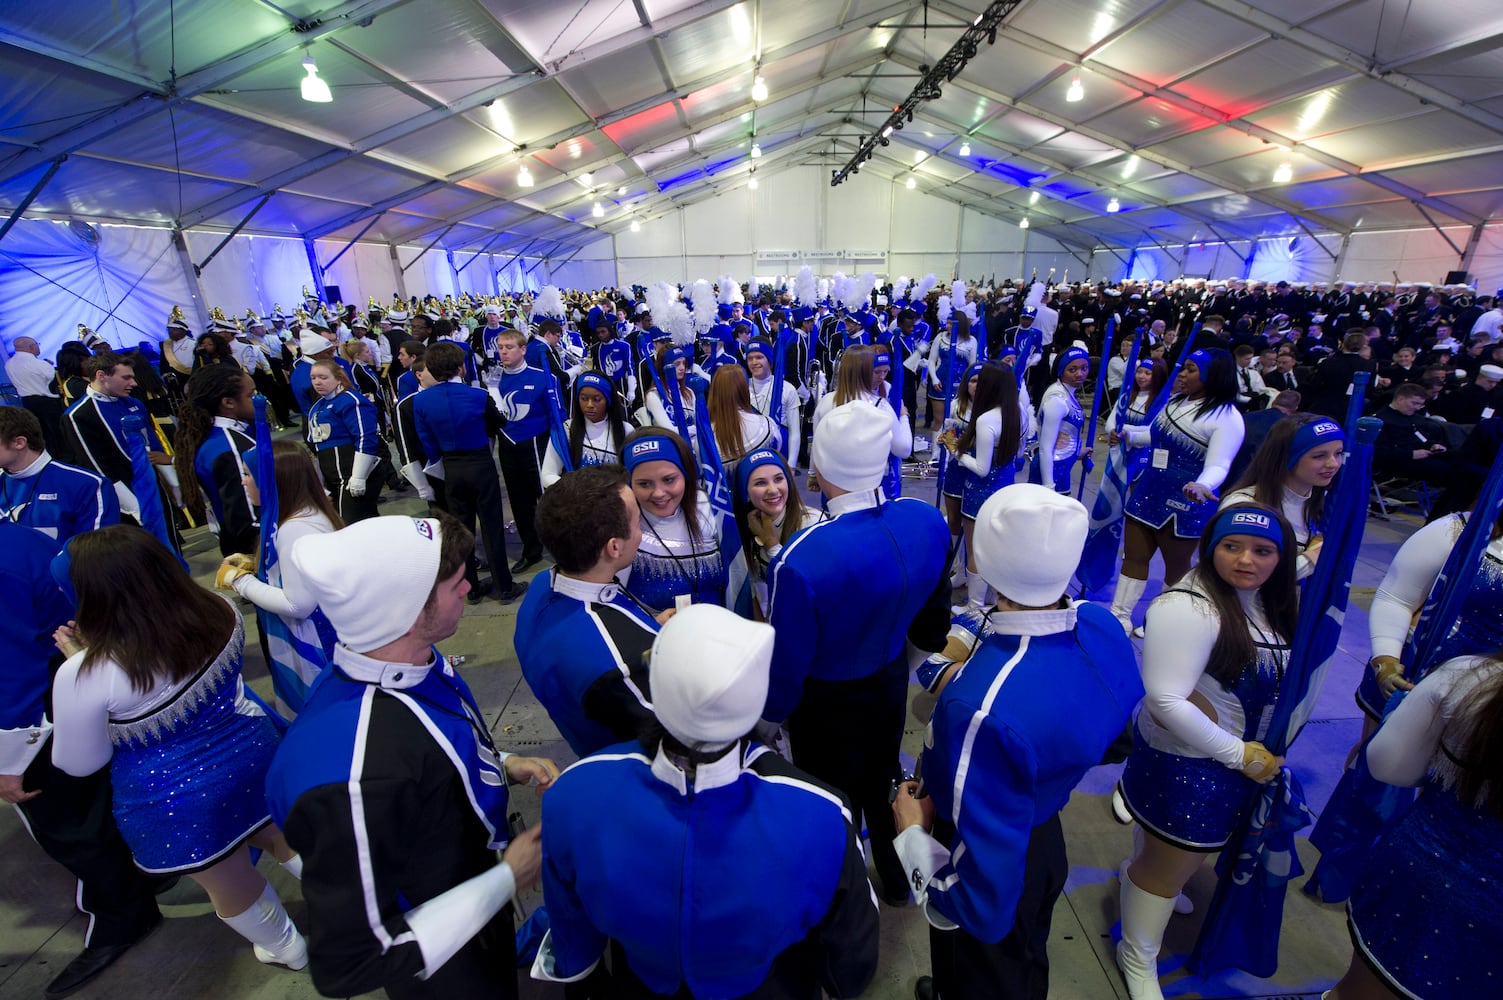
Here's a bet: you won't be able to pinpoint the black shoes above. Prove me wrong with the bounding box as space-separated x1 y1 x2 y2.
494 581 529 604
46 910 163 999
510 552 543 574
914 976 937 1000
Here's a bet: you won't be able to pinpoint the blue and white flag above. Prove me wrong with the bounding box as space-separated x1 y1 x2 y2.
1076 323 1142 597
690 383 743 605
120 413 184 569
1189 416 1379 976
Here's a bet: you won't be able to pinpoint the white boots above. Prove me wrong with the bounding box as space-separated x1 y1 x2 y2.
220 883 308 971
965 569 989 611
1110 575 1147 634
1117 870 1174 1000
948 533 965 588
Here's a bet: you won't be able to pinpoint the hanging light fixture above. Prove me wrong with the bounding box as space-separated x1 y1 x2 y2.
751 74 768 102
1106 196 1121 213
579 172 594 187
905 176 917 190
1019 217 1030 229
592 202 604 218
1066 75 1084 102
517 165 534 188
750 142 762 159
1028 190 1040 205
630 219 641 232
300 56 332 103
1273 161 1293 183
617 186 627 195
959 141 971 157
748 175 760 190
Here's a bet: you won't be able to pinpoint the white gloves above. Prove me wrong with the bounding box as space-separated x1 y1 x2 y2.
348 452 379 496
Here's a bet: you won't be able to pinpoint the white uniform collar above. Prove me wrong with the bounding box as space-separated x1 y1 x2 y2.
650 742 744 795
826 490 882 518
7 450 51 480
985 600 1080 636
212 415 250 433
334 644 436 689
551 568 626 604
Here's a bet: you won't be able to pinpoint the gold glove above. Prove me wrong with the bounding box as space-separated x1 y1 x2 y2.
1370 655 1412 697
1239 741 1281 783
214 554 255 590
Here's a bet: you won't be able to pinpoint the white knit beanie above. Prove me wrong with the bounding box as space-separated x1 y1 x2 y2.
650 605 773 750
972 484 1087 606
811 401 892 493
289 516 446 652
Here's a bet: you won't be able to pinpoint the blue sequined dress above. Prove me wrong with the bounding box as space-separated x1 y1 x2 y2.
627 500 726 613
1119 586 1290 850
1123 397 1238 539
1348 657 1503 999
108 614 282 874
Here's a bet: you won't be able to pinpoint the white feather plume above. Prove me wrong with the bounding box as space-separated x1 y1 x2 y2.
857 271 877 306
794 265 816 305
649 282 695 345
718 274 740 306
831 271 853 309
894 275 913 303
950 278 967 308
936 294 953 326
529 285 566 322
817 277 831 302
748 274 761 300
645 282 675 327
913 273 938 302
688 279 716 332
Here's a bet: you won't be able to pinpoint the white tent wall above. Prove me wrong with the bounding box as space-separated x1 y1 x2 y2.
314 239 400 308
1341 228 1475 287
545 237 616 291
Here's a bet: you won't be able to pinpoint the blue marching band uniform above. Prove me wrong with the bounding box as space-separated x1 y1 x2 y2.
0 449 120 543
306 386 380 520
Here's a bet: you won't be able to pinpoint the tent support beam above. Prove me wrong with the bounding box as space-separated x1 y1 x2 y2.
456 232 507 272
1332 233 1352 284
494 240 540 278
1292 221 1339 260
302 238 327 301
195 193 272 273
1205 226 1249 264
387 243 408 300
319 216 382 275
400 226 456 273
1413 204 1465 257
1460 222 1487 275
539 245 584 282
0 156 66 244
171 229 212 330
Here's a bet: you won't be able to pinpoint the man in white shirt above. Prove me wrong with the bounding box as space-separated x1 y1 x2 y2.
1473 291 1503 343
1233 344 1267 410
5 337 64 446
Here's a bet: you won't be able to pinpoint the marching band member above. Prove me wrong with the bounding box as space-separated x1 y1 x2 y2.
173 366 258 556
1221 415 1346 581
743 338 802 468
1108 350 1244 634
1030 346 1091 495
540 371 633 489
620 428 725 613
305 358 380 523
706 364 779 466
894 485 1142 1000
944 364 1025 612
534 604 880 999
0 406 119 544
731 447 825 618
1114 504 1297 1000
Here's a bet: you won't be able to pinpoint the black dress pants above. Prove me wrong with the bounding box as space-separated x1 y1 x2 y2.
496 435 546 558
443 449 514 593
928 813 1067 1000
16 740 161 949
788 655 909 896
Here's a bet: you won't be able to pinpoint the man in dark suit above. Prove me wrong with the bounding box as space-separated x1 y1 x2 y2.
1264 353 1301 393
1225 390 1300 487
1373 384 1465 488
1302 332 1386 420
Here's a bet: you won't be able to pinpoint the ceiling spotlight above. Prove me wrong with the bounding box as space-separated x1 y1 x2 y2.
617 186 626 195
1066 75 1084 102
1274 161 1293 183
1107 196 1121 213
579 172 594 187
959 141 971 157
882 125 894 138
905 176 917 190
592 202 604 218
300 56 332 103
1028 190 1040 205
750 142 762 158
748 175 759 190
751 74 768 102
630 219 641 232
517 165 534 188
1019 217 1030 229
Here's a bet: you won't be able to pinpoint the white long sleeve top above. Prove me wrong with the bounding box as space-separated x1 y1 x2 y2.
1220 485 1317 580
1137 577 1280 768
1035 383 1083 488
1366 655 1499 799
1121 397 1244 492
540 417 623 489
1368 514 1503 660
749 375 802 469
230 510 335 618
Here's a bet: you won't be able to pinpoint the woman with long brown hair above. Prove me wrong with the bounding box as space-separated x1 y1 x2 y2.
708 364 778 466
942 363 1024 610
621 426 724 613
216 440 344 713
1114 503 1298 1000
731 447 825 618
50 525 307 971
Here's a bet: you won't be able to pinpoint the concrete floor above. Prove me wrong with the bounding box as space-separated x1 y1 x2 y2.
0 457 1424 1000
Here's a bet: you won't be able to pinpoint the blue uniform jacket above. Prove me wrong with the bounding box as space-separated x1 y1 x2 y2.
193 420 257 543
764 494 950 722
918 603 1142 940
306 390 378 454
411 381 502 457
289 355 354 414
0 453 119 544
494 363 557 445
0 524 70 747
541 740 879 998
396 369 420 401
513 571 658 758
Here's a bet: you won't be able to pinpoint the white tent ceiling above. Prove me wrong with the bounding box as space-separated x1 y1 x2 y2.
3 0 1502 263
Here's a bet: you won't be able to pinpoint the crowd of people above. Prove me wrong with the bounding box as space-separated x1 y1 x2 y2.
1 268 1500 1000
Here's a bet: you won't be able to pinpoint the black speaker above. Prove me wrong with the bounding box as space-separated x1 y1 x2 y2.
1444 270 1469 285
323 283 343 303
